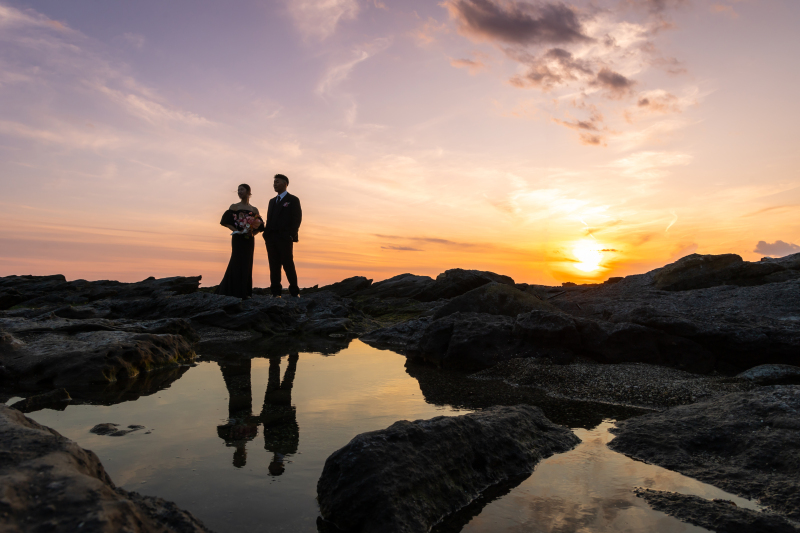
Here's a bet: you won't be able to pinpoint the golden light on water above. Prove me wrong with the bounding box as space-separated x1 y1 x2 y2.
572 240 604 273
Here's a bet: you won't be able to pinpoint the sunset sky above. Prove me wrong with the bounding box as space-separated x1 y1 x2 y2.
1 0 798 287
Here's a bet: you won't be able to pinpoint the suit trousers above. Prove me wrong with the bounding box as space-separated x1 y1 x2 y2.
265 235 298 296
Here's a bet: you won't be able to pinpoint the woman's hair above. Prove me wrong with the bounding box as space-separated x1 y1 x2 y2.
238 183 252 197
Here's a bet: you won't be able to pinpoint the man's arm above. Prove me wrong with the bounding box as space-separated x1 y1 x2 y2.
290 197 302 241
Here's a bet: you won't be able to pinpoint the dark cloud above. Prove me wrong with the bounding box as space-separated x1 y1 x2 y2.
381 245 423 251
636 91 679 113
591 68 636 98
754 240 800 257
509 47 593 90
625 0 686 13
375 234 482 249
444 0 591 45
600 248 619 252
553 103 606 145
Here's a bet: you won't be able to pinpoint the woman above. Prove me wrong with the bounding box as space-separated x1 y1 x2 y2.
217 184 264 298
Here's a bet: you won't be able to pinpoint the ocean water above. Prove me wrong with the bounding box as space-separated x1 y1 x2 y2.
22 339 759 532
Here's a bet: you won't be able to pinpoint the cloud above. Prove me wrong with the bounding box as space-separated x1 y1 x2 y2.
286 0 358 41
591 67 636 98
710 3 739 18
122 32 145 49
444 0 590 45
450 57 486 74
509 47 593 90
754 240 800 257
381 245 423 251
625 0 686 14
317 38 392 96
608 150 692 179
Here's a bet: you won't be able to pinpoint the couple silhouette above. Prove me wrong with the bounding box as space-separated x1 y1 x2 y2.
217 174 302 299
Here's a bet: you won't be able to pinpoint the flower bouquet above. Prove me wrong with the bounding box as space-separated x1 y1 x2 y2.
232 211 260 238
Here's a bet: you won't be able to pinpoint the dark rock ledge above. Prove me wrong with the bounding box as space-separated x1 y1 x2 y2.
609 386 800 520
316 405 579 533
0 404 213 532
634 488 799 533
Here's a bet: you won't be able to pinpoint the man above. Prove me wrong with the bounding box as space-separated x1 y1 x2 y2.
264 174 302 297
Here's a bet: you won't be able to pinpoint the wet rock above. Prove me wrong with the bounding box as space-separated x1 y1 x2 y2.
90 423 146 437
303 318 352 336
472 359 754 409
634 488 800 533
609 386 800 519
363 312 521 370
0 322 196 390
433 282 554 319
737 364 800 385
0 405 212 531
317 405 580 533
7 388 71 413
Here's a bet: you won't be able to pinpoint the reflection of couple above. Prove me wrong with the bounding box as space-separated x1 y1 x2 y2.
216 174 303 299
216 355 300 475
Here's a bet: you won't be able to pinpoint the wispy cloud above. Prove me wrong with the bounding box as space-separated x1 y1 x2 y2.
286 0 359 41
317 38 392 96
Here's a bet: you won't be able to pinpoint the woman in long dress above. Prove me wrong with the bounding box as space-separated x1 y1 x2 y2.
217 184 264 298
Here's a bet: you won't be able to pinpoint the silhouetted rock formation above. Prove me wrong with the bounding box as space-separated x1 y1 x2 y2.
317 405 579 533
0 405 213 532
363 253 800 374
609 386 800 520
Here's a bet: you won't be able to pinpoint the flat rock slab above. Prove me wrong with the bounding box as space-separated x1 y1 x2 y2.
0 405 212 532
1 319 196 390
609 386 800 520
634 488 799 533
317 405 580 533
473 359 756 409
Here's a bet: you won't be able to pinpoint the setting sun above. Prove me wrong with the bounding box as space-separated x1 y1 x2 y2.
572 240 604 273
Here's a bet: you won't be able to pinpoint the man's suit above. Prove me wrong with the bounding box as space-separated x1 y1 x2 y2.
264 192 302 296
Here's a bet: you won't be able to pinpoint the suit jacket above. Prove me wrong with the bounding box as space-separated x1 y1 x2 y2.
264 192 302 242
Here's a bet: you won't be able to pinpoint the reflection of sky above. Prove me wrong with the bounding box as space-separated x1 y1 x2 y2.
1 0 799 285
26 340 756 532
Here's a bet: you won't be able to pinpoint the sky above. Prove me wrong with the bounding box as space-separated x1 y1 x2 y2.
0 0 799 287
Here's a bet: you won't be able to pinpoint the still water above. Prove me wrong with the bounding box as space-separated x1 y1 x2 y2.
25 340 757 532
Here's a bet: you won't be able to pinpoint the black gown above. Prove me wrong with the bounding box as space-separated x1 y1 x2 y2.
216 209 264 298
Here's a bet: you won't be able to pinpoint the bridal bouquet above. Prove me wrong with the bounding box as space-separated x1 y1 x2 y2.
232 212 260 238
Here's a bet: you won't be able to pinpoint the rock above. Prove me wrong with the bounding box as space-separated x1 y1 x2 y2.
433 282 554 319
737 364 800 385
472 359 754 409
90 423 146 437
653 254 745 290
0 289 25 310
414 269 516 302
363 312 520 370
354 273 435 300
761 251 800 270
0 274 202 310
609 386 800 520
310 276 373 297
316 405 579 533
7 389 71 413
0 405 213 531
634 489 800 533
303 318 352 336
0 323 196 390
652 253 799 291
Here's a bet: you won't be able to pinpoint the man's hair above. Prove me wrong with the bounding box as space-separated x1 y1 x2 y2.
274 174 289 185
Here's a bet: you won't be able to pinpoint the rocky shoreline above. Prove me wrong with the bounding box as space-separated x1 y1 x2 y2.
2 251 800 531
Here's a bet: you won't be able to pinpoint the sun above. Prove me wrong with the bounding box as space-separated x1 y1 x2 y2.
572 239 604 272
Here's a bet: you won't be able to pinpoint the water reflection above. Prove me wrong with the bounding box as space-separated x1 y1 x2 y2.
217 355 300 475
